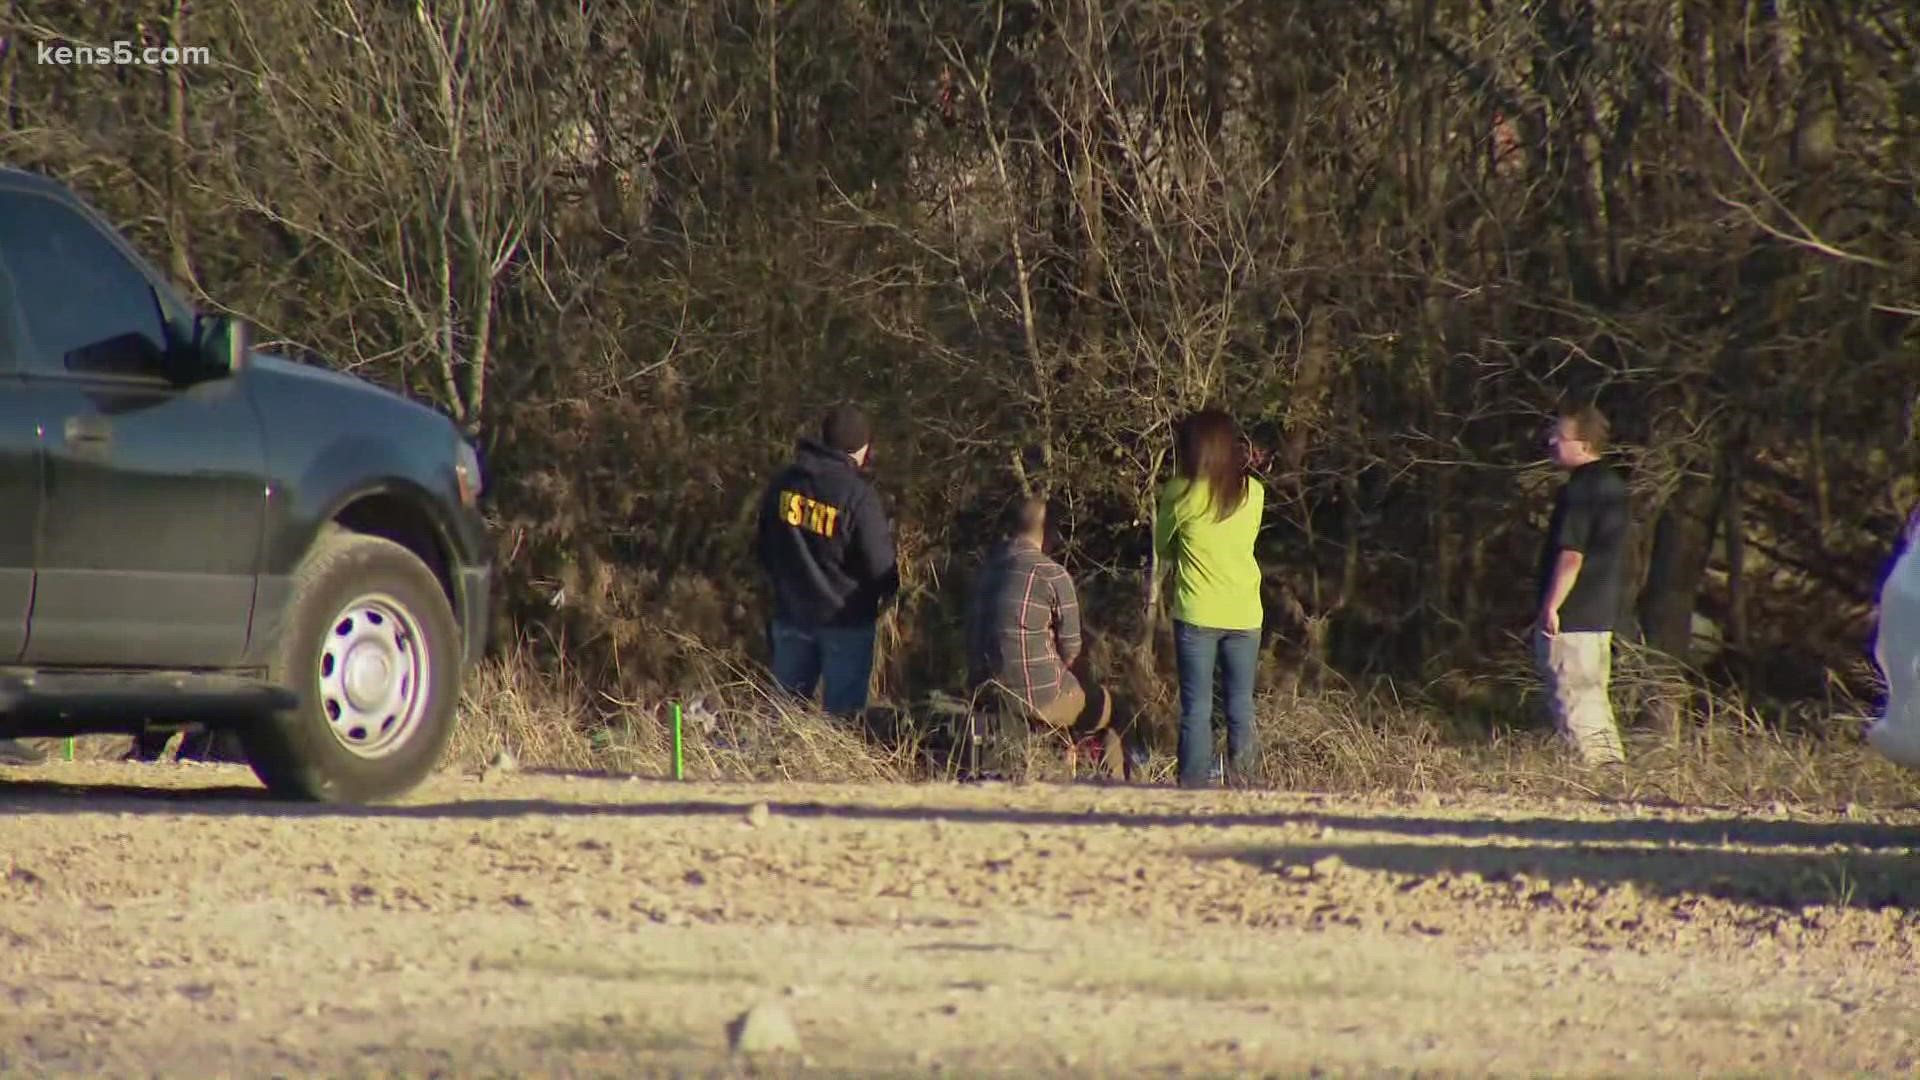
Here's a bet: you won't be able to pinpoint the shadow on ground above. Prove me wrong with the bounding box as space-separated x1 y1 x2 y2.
3 771 1917 914
1191 840 1920 912
5 775 1914 840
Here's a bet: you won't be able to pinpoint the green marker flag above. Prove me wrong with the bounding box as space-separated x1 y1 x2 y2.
671 701 684 780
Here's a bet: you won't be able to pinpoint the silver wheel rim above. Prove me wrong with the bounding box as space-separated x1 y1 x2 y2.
316 592 430 759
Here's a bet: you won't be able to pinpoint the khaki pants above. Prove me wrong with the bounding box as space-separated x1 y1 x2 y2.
1031 679 1128 778
1024 638 1132 780
1533 629 1624 766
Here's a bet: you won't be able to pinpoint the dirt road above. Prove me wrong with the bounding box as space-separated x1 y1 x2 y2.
1 760 1916 1077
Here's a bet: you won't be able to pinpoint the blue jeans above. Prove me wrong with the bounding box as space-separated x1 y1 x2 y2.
1173 621 1260 787
768 618 877 718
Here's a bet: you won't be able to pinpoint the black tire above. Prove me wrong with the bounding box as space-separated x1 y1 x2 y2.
240 526 461 803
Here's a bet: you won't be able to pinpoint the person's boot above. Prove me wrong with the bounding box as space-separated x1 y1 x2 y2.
1098 728 1128 783
126 731 174 762
176 729 248 764
0 738 48 766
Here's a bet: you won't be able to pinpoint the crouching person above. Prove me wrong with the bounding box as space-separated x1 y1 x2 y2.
964 494 1131 780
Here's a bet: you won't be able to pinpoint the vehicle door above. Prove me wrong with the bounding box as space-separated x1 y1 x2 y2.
0 183 268 669
0 221 44 662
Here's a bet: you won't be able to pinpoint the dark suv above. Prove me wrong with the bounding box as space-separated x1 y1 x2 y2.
0 167 490 803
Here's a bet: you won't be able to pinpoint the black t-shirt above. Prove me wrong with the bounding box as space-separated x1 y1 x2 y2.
1537 460 1631 632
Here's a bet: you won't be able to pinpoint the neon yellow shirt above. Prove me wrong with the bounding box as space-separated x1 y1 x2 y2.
1153 475 1265 631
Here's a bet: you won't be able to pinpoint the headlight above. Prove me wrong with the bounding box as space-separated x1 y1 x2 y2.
454 438 484 508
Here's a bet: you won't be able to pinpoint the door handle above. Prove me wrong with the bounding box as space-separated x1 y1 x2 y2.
64 415 112 446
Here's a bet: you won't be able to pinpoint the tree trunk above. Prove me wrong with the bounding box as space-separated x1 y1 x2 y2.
1338 463 1362 612
165 0 195 292
1633 464 1724 729
1723 427 1750 661
1636 469 1723 663
1810 386 1833 548
1461 513 1488 659
1426 471 1456 662
1282 297 1331 475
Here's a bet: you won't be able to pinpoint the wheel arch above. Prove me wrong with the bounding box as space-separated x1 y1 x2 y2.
247 466 485 670
322 485 458 614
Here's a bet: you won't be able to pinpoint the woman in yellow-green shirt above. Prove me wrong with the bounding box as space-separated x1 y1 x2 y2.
1152 408 1264 789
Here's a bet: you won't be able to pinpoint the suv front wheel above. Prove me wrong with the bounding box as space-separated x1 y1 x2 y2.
240 526 462 802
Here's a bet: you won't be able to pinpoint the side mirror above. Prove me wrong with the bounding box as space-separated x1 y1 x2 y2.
191 313 252 377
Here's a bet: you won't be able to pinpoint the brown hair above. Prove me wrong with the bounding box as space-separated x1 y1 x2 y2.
1558 402 1610 454
1173 408 1251 521
997 491 1063 550
999 493 1047 538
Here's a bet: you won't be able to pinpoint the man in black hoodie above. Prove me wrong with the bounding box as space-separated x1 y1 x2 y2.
755 404 900 719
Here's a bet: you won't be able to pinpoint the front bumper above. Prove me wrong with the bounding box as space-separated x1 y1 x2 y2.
456 564 492 670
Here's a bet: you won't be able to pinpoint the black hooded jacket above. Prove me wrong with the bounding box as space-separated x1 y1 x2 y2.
755 438 899 627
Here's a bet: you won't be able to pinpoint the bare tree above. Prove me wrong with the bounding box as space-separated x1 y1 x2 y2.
203 0 559 437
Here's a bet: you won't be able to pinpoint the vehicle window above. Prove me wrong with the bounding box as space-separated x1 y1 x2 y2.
0 190 170 379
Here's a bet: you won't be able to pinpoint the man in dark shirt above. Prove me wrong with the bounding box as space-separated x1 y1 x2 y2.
1534 403 1631 766
965 495 1130 780
755 404 899 719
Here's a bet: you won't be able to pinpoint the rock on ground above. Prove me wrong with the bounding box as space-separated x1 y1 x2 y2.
729 1002 801 1056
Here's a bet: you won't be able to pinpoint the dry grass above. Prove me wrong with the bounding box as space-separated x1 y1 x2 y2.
447 631 1920 812
13 734 135 762
1236 636 1920 810
1248 679 1919 810
449 634 920 784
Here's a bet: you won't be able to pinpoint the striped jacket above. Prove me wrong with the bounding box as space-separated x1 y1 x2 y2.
964 538 1082 712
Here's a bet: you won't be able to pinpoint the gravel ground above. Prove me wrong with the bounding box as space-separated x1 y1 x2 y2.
1 760 1916 1077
